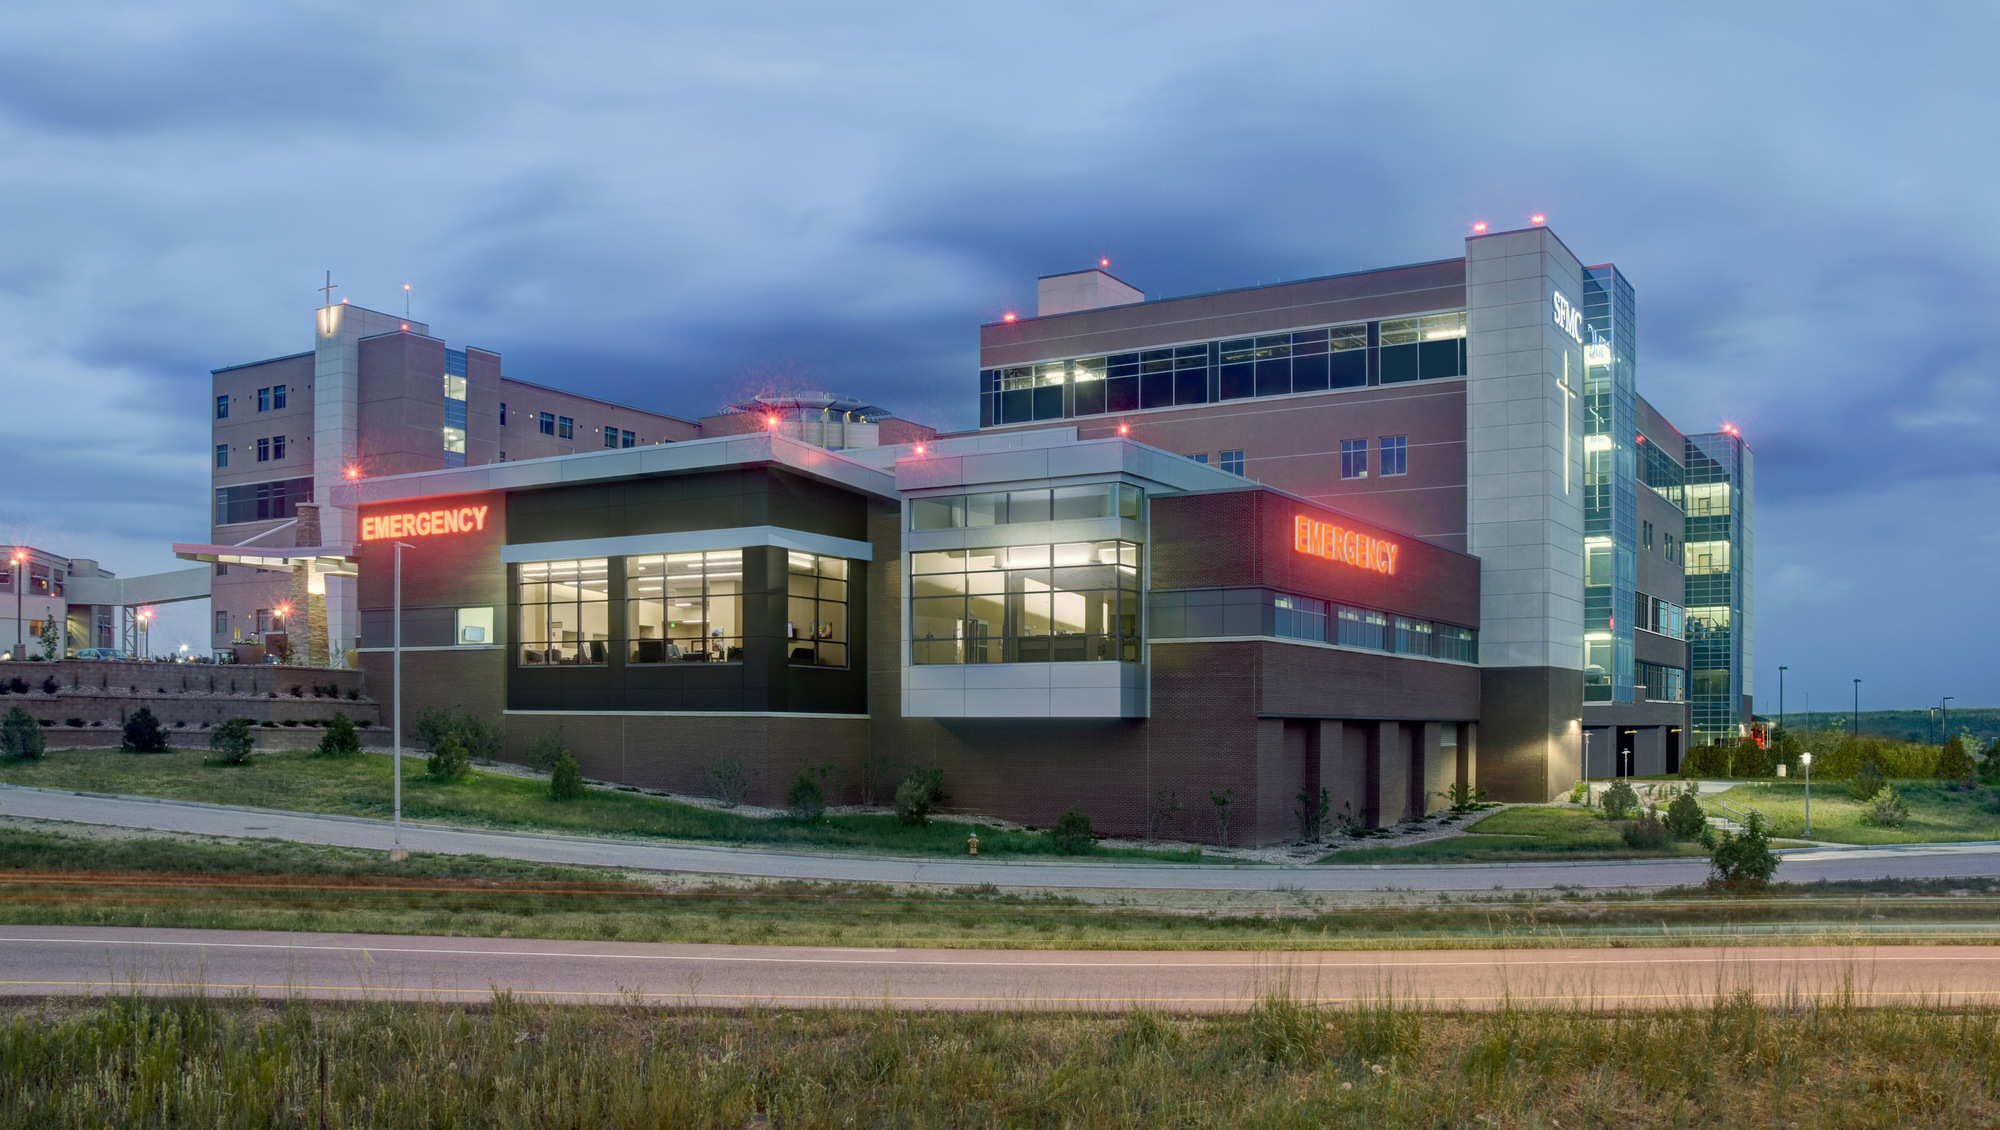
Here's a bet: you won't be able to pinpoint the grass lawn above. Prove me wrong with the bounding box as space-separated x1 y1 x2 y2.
12 993 2000 1126
0 747 1200 862
1315 806 1709 864
8 825 2000 951
1715 780 2000 845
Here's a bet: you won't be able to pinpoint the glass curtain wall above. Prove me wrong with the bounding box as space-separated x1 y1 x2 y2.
1685 432 1754 743
443 349 468 468
910 541 1140 664
1582 268 1639 704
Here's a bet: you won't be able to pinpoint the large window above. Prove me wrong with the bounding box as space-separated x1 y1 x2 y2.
625 551 741 663
1274 594 1324 642
518 559 610 665
1640 662 1686 702
443 367 467 468
215 477 313 525
909 484 1141 531
910 540 1140 664
1335 605 1386 649
786 552 849 667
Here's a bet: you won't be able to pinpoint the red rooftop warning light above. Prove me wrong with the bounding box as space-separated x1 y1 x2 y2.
1530 214 1546 225
1099 258 1109 267
1002 312 1017 323
1472 221 1487 233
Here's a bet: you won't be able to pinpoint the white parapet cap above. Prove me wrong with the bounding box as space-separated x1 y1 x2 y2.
329 431 899 507
878 430 1264 496
172 543 360 577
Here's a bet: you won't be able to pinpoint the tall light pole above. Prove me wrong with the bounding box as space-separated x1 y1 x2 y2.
1943 696 1955 746
9 550 23 661
392 541 414 860
1778 666 1787 736
1801 752 1813 838
1852 679 1861 739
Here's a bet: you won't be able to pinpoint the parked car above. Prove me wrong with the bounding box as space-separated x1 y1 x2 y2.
75 648 130 661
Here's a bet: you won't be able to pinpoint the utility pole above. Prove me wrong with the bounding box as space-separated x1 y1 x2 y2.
1943 696 1955 746
1778 666 1787 736
1853 679 1861 739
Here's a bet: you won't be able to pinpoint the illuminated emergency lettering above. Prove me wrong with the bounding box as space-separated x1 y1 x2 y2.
361 505 490 540
1294 515 1398 575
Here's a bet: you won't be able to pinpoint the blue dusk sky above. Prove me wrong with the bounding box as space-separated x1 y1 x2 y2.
0 3 1992 711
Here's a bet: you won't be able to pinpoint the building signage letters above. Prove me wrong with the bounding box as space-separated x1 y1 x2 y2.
361 505 490 540
1294 515 1398 576
1551 290 1584 344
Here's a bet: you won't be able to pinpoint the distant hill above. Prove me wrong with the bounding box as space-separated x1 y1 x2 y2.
1756 708 1999 747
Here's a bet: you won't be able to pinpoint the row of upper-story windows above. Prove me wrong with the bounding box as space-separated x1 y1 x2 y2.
214 436 291 468
909 484 1144 531
213 384 289 420
980 312 1468 427
1339 436 1407 479
1182 450 1245 476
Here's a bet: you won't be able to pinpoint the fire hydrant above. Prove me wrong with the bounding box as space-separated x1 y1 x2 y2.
967 832 979 856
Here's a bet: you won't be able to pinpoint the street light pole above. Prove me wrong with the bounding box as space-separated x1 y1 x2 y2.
1852 679 1861 739
10 551 22 661
1778 666 1787 736
1943 696 1955 747
1801 751 1813 838
392 540 414 860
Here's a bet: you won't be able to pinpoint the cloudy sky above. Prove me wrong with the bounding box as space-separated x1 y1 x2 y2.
1 2 1993 710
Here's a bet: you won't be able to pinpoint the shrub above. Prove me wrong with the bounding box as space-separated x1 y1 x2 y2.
209 717 254 764
1664 787 1709 842
316 712 362 758
1937 736 1974 781
549 751 585 800
1708 812 1778 892
893 766 946 826
1847 760 1885 803
121 707 166 753
1 705 44 760
1051 805 1096 854
1439 781 1492 813
66 718 84 728
1621 807 1671 850
787 767 827 823
414 707 502 763
426 732 470 782
1864 785 1908 828
41 676 59 695
6 677 26 694
524 729 568 773
1599 779 1639 819
706 756 751 807
1294 785 1329 842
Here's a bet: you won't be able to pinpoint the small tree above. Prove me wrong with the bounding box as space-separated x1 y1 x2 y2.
316 712 361 758
1209 788 1234 848
38 618 60 661
1708 811 1779 892
209 717 254 765
1146 789 1183 840
549 750 585 800
121 707 166 753
1621 806 1671 850
1664 786 1710 842
1936 736 1974 781
525 728 568 773
1600 779 1639 820
1864 785 1908 828
706 755 751 807
787 765 827 823
893 765 946 826
1051 805 1095 854
1294 785 1330 842
1 705 45 760
1847 760 1885 803
426 732 470 782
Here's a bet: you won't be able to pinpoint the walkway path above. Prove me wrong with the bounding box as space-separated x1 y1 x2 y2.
5 784 1999 892
5 926 1996 1011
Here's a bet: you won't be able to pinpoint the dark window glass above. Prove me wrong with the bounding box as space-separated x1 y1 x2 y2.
622 430 635 448
215 395 229 420
1051 484 1110 520
1328 349 1366 389
1219 449 1244 476
1380 343 1419 384
1001 388 1033 422
980 369 998 393
499 402 508 425
1418 338 1464 380
214 444 228 468
272 435 286 460
1107 353 1139 370
1380 435 1407 476
257 388 270 412
214 477 314 524
539 412 555 435
1140 371 1174 409
1106 377 1138 413
1290 328 1328 355
1073 378 1106 416
256 438 270 462
1218 363 1254 400
1254 358 1290 397
558 416 574 439
1184 452 1209 464
1032 384 1064 420
1291 354 1329 392
272 385 287 410
979 393 995 427
1139 349 1174 373
1341 439 1368 480
1174 368 1208 405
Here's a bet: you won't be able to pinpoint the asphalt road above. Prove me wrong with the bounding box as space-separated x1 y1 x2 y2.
5 784 2000 892
3 926 1995 1011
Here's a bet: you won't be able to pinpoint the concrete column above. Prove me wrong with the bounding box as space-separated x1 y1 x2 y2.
1374 721 1408 828
1419 721 1448 816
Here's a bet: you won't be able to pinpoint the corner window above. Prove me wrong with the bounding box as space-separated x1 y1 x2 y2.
214 444 229 469
215 395 229 420
1380 436 1407 477
786 552 850 667
1219 449 1244 476
558 416 574 440
517 559 610 665
625 551 741 663
539 412 555 436
910 540 1140 665
272 384 287 410
1340 439 1368 480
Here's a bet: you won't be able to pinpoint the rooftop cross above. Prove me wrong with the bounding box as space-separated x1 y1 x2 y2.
317 271 338 309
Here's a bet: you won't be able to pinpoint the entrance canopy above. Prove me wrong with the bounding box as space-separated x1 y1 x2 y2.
171 543 359 577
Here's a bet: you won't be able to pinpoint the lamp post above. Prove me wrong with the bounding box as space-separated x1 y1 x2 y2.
1778 666 1787 737
1942 696 1955 746
1852 679 1861 739
1801 752 1813 838
10 550 23 661
391 541 414 860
